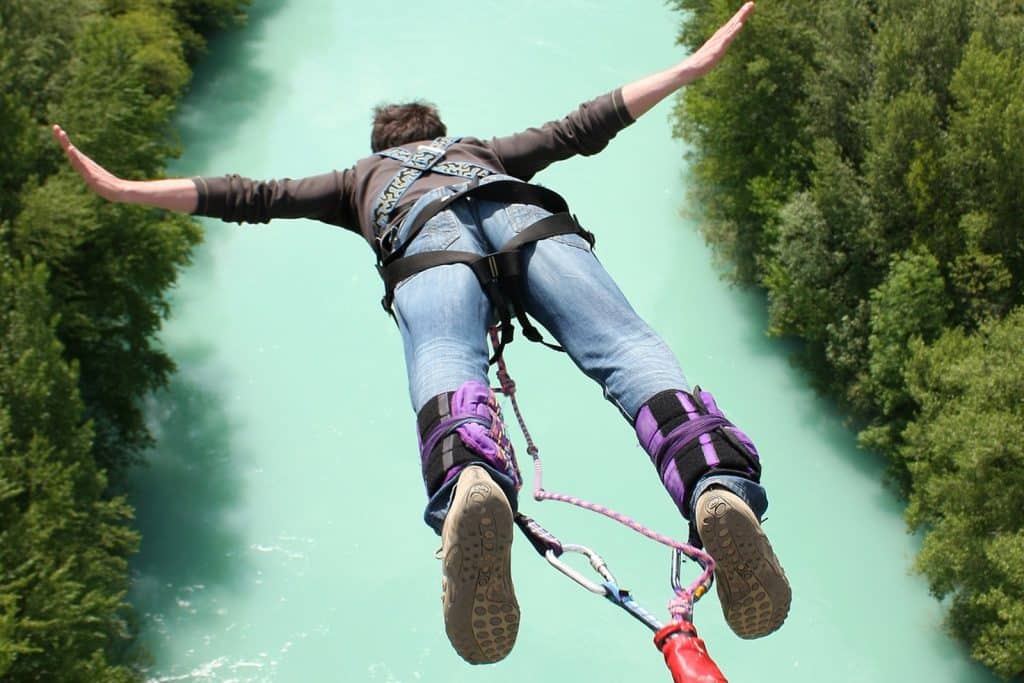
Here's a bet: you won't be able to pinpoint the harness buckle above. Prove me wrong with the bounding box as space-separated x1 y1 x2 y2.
405 144 447 171
376 226 397 256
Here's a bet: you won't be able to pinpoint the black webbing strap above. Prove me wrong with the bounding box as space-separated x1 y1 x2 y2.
379 179 573 266
514 513 564 557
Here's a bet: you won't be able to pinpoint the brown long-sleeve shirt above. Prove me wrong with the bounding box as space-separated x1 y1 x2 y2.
191 88 635 241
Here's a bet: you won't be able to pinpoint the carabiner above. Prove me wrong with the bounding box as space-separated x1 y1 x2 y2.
544 543 613 595
672 547 713 608
545 544 665 632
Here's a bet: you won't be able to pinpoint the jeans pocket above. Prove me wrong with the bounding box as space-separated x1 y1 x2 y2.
507 203 590 251
401 209 461 256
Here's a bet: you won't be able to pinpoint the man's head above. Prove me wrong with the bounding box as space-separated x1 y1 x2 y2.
370 101 446 152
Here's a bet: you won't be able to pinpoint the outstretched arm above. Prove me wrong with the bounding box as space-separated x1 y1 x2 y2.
52 124 199 212
621 2 755 120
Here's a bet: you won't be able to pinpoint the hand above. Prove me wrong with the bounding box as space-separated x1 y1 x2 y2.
51 125 199 212
621 2 756 119
52 124 127 202
677 2 756 86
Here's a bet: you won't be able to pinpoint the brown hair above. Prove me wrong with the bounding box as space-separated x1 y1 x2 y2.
370 101 447 152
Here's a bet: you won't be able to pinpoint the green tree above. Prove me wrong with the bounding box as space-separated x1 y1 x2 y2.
2 1 247 679
870 0 973 109
765 140 878 392
861 86 943 255
801 0 875 167
941 33 1024 307
0 0 96 210
13 172 201 475
0 253 139 681
857 248 949 478
168 0 249 59
903 308 1024 679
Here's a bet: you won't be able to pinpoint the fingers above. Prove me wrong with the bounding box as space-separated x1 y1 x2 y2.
703 2 754 57
52 124 73 152
717 2 755 43
52 124 104 188
52 124 83 167
735 2 756 24
677 1 755 83
55 128 87 171
725 2 756 29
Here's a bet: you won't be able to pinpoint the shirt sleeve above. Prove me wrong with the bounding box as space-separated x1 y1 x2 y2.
191 168 358 230
487 88 636 181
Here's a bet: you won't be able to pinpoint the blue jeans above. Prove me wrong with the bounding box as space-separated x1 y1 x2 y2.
390 176 767 533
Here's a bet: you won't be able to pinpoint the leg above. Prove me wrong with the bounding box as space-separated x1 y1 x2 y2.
391 194 520 664
636 388 790 638
393 198 520 526
475 198 688 418
393 212 491 414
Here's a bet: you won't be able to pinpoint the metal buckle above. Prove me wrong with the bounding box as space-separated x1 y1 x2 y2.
404 144 447 171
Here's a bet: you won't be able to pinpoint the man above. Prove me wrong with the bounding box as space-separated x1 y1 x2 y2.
56 1 789 665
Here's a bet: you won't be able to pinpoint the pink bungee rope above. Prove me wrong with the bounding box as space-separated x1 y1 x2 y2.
488 329 715 621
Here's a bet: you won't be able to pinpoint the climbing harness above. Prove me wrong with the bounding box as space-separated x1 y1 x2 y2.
365 139 595 362
487 329 730 682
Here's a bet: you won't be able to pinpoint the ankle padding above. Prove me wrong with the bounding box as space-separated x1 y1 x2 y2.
417 380 521 498
635 387 761 518
418 392 475 498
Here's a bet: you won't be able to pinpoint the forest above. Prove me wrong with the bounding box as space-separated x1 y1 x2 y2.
0 0 247 679
671 0 1023 678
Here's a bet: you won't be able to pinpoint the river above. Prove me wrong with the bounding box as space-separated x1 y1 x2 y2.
128 1 997 681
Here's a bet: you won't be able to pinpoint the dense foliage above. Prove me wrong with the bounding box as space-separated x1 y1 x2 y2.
0 0 246 678
672 0 1023 677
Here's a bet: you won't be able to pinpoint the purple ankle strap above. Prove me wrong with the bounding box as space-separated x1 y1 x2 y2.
418 380 522 493
419 415 487 468
652 414 731 470
696 390 758 457
636 388 761 518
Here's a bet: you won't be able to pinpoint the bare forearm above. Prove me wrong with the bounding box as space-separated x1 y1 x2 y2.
117 178 198 213
621 64 692 120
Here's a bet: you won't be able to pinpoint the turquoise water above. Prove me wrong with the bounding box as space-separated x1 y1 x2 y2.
128 1 998 681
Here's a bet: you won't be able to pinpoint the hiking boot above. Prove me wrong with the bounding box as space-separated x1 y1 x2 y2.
439 465 519 664
695 487 790 639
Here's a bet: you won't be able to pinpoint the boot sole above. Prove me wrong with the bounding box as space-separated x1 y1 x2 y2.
696 489 791 639
442 466 519 664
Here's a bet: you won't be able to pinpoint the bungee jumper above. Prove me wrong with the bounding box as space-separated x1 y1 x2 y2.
54 2 789 679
